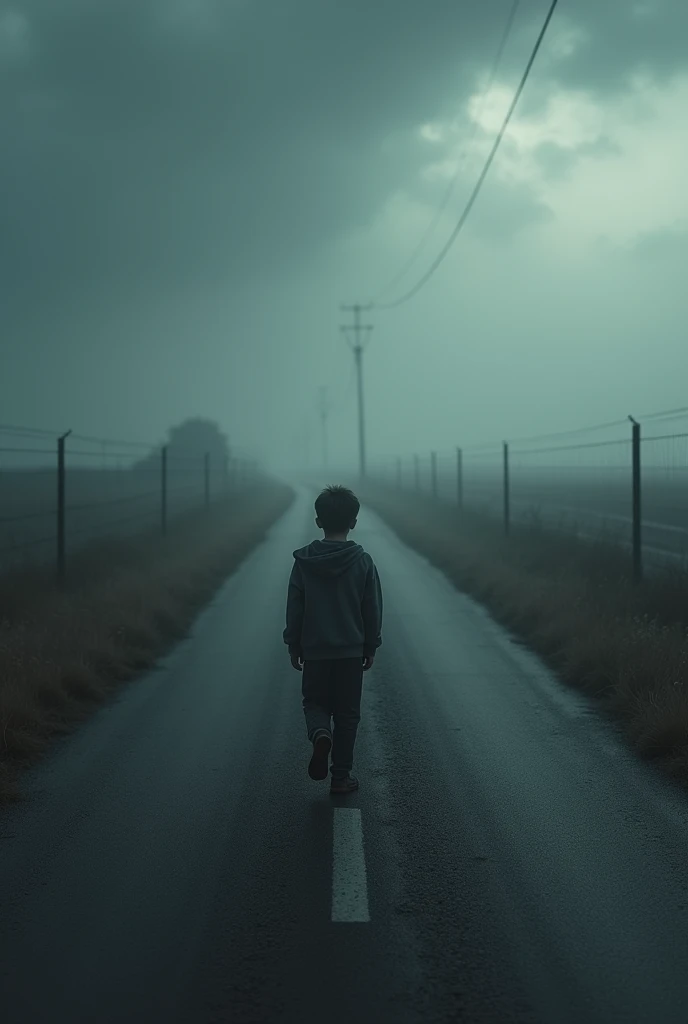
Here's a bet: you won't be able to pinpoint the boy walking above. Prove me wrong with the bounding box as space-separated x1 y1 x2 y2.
284 485 383 794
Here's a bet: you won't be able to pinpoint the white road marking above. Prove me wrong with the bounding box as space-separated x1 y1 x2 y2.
332 808 370 923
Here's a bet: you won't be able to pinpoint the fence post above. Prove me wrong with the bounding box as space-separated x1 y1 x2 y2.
414 454 420 491
161 445 168 537
56 430 71 585
630 416 642 583
204 452 210 509
457 446 463 510
503 441 510 536
431 451 438 498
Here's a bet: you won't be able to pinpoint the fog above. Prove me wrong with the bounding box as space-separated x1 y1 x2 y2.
1 0 687 475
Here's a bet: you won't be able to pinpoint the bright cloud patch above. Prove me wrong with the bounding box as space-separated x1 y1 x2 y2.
380 69 688 255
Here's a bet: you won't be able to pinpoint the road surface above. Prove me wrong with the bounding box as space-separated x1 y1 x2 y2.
2 486 688 1023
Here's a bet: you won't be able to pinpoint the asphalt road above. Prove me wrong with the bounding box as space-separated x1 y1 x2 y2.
2 487 688 1023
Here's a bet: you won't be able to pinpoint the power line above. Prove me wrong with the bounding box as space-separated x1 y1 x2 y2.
372 0 522 303
374 0 560 311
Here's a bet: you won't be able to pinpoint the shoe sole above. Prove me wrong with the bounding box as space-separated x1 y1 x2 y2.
308 734 332 781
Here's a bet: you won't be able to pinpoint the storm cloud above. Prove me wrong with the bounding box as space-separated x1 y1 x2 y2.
2 1 681 308
1 1 687 463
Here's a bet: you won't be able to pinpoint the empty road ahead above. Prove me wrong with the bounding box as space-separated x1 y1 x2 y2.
2 487 688 1023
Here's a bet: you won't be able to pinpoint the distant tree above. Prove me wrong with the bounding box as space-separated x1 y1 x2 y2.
132 418 231 478
166 418 230 463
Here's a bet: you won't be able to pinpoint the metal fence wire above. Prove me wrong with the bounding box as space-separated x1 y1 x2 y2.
0 426 260 583
374 411 688 582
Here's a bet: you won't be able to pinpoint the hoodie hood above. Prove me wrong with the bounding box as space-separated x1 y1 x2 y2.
292 539 365 579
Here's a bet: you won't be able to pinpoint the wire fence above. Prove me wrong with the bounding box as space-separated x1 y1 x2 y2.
372 408 688 580
0 426 260 582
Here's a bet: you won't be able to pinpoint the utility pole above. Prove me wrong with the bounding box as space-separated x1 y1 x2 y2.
318 386 331 469
340 303 373 478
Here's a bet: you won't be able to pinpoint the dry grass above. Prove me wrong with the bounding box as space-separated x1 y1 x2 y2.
0 481 294 802
357 481 688 790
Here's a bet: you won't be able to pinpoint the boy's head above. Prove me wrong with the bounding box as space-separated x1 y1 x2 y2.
315 485 360 538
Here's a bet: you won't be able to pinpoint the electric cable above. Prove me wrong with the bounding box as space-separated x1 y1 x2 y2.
372 0 522 302
374 0 560 310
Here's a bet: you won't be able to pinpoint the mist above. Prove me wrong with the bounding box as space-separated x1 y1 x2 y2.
2 0 687 475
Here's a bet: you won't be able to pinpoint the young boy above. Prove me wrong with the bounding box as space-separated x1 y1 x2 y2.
284 485 383 795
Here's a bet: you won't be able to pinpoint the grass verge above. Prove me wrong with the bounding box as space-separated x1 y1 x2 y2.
357 480 688 790
0 480 294 802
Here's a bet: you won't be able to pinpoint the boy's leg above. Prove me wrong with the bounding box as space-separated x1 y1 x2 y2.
301 660 333 740
330 658 364 780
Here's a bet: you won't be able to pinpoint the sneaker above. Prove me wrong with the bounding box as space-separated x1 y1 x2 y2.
308 729 332 781
330 774 359 795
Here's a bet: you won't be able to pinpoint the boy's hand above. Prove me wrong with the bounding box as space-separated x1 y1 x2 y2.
363 655 375 672
290 651 304 672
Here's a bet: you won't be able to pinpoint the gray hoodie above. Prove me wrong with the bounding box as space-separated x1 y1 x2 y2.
283 539 383 661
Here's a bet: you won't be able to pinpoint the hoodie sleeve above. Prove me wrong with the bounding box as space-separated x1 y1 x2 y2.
362 558 383 657
283 560 305 655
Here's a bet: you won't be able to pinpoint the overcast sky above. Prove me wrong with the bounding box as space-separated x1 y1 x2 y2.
1 0 687 472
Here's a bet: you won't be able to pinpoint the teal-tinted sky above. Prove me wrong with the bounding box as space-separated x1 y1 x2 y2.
1 1 687 470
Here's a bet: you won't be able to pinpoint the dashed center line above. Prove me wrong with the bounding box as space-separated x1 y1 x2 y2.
332 808 370 923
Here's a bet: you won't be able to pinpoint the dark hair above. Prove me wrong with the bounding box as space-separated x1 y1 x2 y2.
315 485 360 533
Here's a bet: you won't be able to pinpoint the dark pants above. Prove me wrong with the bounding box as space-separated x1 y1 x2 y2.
302 658 364 779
